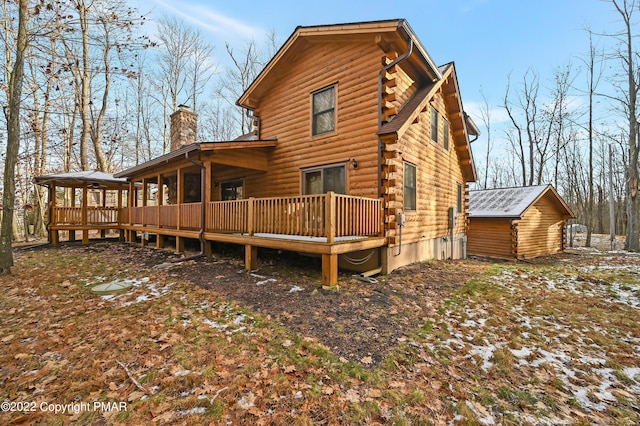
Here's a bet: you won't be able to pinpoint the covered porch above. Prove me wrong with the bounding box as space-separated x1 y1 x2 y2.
122 192 385 285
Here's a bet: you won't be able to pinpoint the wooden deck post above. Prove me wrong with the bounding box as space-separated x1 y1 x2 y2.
156 234 165 249
82 185 89 244
175 236 184 254
117 189 124 241
49 184 58 245
325 192 336 243
247 198 254 236
322 253 338 286
245 245 257 270
69 189 76 242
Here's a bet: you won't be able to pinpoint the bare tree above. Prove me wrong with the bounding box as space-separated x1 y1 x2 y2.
607 0 640 250
476 88 492 189
217 40 262 135
1 0 29 274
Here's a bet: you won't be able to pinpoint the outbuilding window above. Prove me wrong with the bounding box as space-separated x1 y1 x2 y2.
312 85 336 136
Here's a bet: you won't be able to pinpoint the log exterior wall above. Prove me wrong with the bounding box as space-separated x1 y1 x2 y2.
467 218 515 259
243 40 381 199
515 193 567 258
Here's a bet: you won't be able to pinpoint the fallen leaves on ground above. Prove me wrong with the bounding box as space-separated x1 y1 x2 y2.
0 241 638 425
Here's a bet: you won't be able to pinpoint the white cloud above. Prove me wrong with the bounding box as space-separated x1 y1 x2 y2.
152 0 262 39
464 100 510 126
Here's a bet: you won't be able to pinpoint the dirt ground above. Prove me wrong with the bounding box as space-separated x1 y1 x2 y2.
14 232 623 366
48 240 489 366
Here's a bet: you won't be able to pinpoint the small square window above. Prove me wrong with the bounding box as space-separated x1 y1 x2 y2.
312 86 335 136
404 163 417 211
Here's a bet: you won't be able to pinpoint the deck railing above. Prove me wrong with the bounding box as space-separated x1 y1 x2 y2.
73 193 383 242
159 205 178 228
207 193 383 242
51 206 122 225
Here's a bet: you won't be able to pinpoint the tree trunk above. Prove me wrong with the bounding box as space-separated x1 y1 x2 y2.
0 0 28 275
78 0 91 171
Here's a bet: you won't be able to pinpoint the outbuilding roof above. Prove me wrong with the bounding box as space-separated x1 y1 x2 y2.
468 184 574 218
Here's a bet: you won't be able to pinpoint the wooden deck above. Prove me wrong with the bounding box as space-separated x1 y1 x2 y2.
48 193 386 285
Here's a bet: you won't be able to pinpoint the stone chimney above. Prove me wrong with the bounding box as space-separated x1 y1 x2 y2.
170 105 198 151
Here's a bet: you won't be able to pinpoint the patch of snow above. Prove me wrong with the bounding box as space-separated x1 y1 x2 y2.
178 407 207 415
467 342 503 371
464 400 496 425
173 370 191 377
256 278 277 286
623 367 640 383
233 314 246 325
289 286 304 293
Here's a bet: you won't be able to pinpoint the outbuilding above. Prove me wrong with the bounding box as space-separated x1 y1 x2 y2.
467 185 575 259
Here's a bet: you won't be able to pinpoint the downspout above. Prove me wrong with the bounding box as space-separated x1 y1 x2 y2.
378 32 413 258
185 150 206 256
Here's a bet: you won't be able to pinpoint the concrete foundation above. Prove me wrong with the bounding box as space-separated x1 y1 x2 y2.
381 233 467 274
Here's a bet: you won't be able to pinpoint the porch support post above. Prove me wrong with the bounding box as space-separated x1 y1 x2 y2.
177 168 183 231
100 188 106 238
117 188 124 241
82 185 89 244
69 188 76 242
322 253 338 286
175 236 184 254
50 184 58 245
245 244 257 270
156 234 164 249
204 162 213 257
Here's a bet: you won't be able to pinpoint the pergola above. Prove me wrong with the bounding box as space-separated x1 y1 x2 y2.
34 170 130 244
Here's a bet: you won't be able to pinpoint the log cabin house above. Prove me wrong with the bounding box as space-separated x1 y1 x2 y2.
39 19 480 286
467 185 575 259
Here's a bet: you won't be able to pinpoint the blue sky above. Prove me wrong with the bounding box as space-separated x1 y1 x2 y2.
131 0 624 161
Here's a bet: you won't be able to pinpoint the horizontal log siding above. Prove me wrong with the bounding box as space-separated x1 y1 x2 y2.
515 194 566 258
467 218 515 258
253 40 381 199
388 87 467 243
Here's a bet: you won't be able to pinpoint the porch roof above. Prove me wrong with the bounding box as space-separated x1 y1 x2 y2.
34 170 129 189
114 140 277 179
